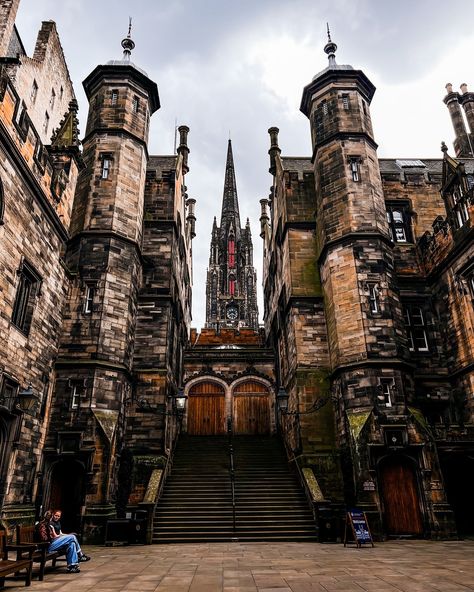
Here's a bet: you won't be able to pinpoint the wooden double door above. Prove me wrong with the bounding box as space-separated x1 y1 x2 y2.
187 380 270 436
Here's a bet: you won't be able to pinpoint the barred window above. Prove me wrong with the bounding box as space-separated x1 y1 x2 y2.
342 94 349 110
132 96 139 113
111 89 119 105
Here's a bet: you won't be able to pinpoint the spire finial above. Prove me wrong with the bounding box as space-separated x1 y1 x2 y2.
121 17 135 61
324 23 337 68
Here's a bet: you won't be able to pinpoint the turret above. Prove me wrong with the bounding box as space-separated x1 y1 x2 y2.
300 26 387 250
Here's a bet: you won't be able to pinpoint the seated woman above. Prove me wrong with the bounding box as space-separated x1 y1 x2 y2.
36 511 89 574
50 510 91 564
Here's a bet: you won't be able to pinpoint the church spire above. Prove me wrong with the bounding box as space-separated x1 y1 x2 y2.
220 139 241 241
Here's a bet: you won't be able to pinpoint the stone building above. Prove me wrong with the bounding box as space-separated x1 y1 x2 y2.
205 140 259 331
0 1 194 540
1 0 473 544
0 0 78 530
260 33 474 538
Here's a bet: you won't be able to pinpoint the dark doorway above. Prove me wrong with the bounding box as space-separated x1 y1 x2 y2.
379 455 423 536
47 460 85 533
439 452 474 536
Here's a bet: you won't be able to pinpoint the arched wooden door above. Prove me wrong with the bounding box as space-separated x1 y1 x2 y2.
379 455 423 536
47 460 85 533
233 381 270 435
187 382 226 435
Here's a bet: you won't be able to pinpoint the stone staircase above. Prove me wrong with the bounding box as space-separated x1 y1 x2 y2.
153 434 317 543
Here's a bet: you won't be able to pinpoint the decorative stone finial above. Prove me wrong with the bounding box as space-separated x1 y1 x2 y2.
441 141 448 154
445 83 453 94
324 23 337 67
460 83 468 94
121 17 135 61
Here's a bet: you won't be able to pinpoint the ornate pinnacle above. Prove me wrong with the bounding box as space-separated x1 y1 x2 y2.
324 23 337 68
121 17 135 61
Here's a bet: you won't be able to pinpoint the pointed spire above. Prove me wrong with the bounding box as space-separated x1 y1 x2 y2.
121 17 135 61
324 23 337 68
220 139 241 241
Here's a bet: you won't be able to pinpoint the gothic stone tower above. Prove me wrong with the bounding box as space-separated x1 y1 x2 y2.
43 31 160 537
296 33 455 536
206 140 258 330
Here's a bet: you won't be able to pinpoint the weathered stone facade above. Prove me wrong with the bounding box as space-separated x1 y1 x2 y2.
262 36 474 538
0 0 78 531
1 1 473 544
0 2 194 541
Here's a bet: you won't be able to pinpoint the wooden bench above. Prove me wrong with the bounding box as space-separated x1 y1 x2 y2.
0 530 33 587
15 525 66 581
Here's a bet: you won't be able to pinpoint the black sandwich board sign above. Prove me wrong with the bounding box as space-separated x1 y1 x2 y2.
343 508 374 548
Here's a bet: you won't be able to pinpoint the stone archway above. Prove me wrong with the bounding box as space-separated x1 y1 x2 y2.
378 454 424 536
46 459 86 533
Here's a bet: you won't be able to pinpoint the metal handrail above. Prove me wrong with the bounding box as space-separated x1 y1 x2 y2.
227 417 236 533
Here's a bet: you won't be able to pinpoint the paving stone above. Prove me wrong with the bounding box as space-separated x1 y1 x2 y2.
2 540 474 592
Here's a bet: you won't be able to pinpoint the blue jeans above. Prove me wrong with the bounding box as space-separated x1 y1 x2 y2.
48 534 81 566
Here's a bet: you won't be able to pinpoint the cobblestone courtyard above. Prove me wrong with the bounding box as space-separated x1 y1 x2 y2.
3 540 474 592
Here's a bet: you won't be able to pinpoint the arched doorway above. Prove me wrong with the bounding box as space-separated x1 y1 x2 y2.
378 455 423 536
187 382 226 435
232 380 270 435
47 460 86 533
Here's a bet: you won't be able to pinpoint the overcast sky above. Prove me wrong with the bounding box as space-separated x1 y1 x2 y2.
15 0 474 329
